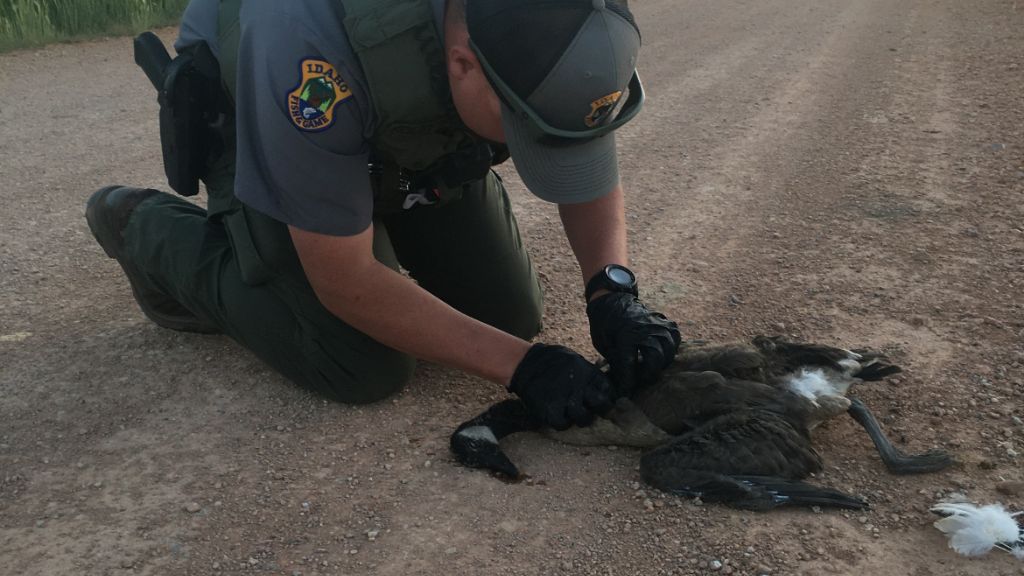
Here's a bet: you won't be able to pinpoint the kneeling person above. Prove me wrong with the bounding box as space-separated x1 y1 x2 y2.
86 0 680 429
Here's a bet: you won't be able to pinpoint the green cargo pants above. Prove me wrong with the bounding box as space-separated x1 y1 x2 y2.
120 169 544 404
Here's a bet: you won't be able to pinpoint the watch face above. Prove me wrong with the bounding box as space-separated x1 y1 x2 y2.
607 265 635 287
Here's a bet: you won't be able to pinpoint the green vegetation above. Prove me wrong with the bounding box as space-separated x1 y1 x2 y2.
0 0 188 52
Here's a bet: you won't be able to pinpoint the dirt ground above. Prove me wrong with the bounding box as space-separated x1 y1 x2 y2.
1 0 1022 574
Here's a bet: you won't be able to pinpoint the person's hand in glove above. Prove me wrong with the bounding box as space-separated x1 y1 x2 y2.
508 343 615 431
587 290 682 396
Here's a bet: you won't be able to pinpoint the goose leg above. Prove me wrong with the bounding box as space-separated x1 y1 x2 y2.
847 398 955 474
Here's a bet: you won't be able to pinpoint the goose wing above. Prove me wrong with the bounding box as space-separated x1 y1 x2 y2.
640 409 822 480
633 370 798 435
639 410 865 510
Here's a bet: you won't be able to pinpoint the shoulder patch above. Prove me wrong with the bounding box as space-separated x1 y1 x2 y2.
287 58 353 132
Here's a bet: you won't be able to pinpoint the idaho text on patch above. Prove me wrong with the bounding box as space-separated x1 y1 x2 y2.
288 59 353 132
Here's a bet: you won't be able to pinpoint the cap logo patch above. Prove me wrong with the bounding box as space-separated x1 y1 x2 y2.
584 91 623 128
287 59 353 132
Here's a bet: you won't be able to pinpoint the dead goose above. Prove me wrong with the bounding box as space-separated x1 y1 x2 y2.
450 336 955 511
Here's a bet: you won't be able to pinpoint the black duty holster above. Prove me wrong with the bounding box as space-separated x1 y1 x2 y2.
133 32 227 197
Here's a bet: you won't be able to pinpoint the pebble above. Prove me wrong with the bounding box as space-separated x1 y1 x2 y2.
366 529 380 541
184 502 201 513
710 559 723 571
996 481 1024 496
445 547 457 555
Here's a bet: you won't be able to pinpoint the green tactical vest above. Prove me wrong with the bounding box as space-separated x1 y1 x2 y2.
216 0 502 214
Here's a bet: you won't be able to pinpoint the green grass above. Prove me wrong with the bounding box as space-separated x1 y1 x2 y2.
0 0 189 53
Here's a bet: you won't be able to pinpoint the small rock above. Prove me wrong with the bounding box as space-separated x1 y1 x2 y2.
710 559 723 571
996 481 1024 496
366 529 380 541
184 502 201 513
445 547 457 555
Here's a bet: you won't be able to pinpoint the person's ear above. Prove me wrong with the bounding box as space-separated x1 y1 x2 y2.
447 43 478 83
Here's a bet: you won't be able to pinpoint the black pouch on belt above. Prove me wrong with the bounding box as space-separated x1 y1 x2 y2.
134 32 226 197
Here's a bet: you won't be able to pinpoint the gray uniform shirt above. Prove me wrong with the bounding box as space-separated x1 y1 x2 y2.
176 0 442 236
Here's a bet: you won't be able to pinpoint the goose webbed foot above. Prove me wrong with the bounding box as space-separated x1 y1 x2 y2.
847 398 956 475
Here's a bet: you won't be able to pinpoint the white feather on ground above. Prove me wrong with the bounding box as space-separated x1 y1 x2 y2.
931 501 1023 559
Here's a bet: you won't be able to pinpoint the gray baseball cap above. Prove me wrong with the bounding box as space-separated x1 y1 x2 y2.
467 0 644 203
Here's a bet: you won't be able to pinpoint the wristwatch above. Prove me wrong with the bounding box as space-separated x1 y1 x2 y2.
585 264 639 302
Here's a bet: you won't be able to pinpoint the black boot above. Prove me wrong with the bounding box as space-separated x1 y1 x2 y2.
86 186 219 333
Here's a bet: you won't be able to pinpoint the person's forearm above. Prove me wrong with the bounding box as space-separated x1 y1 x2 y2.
308 257 530 386
558 184 629 284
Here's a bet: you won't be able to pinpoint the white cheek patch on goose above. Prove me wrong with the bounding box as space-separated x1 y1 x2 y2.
455 425 499 445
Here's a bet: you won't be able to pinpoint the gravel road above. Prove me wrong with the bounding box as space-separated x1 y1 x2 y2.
1 0 1022 574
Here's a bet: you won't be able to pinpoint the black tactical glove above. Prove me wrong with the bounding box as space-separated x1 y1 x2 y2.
587 293 682 395
508 343 615 431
